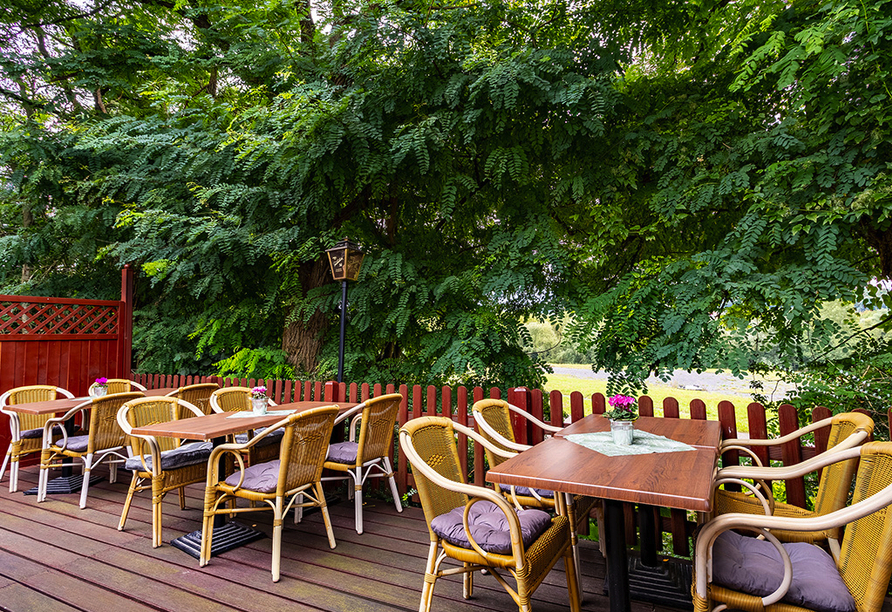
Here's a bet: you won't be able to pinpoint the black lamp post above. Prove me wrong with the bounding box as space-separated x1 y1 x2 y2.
325 238 365 383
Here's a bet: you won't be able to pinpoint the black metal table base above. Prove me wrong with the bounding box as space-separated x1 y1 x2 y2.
605 556 693 610
170 522 265 559
24 473 104 496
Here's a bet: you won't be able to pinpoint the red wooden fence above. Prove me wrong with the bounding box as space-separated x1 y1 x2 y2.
134 372 884 558
0 267 135 458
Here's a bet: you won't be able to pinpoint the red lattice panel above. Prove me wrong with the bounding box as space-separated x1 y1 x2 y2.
0 301 118 336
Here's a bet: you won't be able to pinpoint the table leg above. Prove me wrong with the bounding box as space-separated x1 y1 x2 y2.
603 499 631 612
638 504 658 566
170 436 264 559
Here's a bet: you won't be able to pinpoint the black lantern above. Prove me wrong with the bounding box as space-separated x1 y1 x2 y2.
325 238 365 382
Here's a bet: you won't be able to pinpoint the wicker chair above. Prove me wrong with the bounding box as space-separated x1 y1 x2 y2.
713 412 874 558
400 416 581 612
38 392 144 508
209 386 281 464
473 398 602 568
116 396 210 547
167 382 220 416
200 405 339 582
0 385 76 493
694 441 892 612
88 379 147 396
321 393 403 534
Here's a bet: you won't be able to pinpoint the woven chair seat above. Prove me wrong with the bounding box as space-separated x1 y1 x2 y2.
431 500 552 554
712 530 855 612
125 441 212 472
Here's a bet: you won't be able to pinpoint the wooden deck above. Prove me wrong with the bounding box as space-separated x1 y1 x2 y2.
0 463 688 612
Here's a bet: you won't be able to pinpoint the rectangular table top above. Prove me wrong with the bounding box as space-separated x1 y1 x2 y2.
556 414 722 449
5 387 178 415
130 400 360 441
486 417 720 512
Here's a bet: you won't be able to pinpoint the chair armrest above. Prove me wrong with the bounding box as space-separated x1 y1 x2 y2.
506 402 563 433
720 417 833 450
42 399 91 449
206 412 297 487
473 409 532 452
333 402 365 426
399 429 527 568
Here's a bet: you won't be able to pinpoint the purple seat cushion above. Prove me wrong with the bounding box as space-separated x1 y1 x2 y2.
430 500 552 554
498 483 555 499
326 441 358 464
21 425 64 439
124 441 212 472
712 530 856 612
224 459 280 493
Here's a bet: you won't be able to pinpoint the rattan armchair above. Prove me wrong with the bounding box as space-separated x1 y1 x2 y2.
694 441 892 612
200 405 339 582
166 382 220 416
473 398 601 567
209 386 281 465
400 416 580 612
0 385 76 493
116 396 210 547
713 412 874 557
321 393 403 534
88 379 147 396
38 392 144 508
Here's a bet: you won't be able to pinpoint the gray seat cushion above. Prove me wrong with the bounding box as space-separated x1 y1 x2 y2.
430 500 552 554
712 530 856 612
21 425 64 439
224 459 280 493
56 435 89 452
498 482 555 499
124 441 212 472
326 441 358 464
235 427 284 446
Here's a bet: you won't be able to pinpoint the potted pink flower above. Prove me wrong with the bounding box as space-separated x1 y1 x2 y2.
604 394 637 445
250 386 269 415
92 377 109 397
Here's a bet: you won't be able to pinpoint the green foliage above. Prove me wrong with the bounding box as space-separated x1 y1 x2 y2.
214 347 296 381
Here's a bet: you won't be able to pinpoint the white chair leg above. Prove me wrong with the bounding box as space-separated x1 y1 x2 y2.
109 460 118 484
0 451 10 483
272 498 284 582
9 460 18 493
351 469 363 534
37 462 49 502
79 455 93 509
383 458 402 513
293 493 304 524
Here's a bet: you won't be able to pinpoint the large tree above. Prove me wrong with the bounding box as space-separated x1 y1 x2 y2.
1 0 890 391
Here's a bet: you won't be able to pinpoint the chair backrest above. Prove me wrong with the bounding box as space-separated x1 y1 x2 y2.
814 412 875 518
276 405 339 495
400 417 468 535
85 392 145 453
355 393 402 464
473 399 516 469
835 442 892 612
210 387 252 413
1 385 74 432
90 379 145 395
174 383 219 415
118 397 198 454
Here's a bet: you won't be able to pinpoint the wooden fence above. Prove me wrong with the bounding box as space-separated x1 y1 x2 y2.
133 372 886 558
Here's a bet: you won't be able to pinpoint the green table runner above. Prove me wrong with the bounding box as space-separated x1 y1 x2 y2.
564 430 696 457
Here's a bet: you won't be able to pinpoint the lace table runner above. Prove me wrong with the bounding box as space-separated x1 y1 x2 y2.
226 409 294 419
564 430 696 457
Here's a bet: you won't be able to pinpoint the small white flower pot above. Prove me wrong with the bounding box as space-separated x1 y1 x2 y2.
251 397 268 415
610 419 635 446
92 386 108 398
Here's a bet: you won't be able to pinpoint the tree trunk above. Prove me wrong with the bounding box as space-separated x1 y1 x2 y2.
281 258 332 375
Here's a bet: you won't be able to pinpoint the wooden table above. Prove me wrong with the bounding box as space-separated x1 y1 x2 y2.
486 415 720 612
6 387 177 494
129 400 360 558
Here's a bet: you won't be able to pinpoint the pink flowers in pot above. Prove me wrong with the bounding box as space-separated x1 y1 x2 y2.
604 394 637 421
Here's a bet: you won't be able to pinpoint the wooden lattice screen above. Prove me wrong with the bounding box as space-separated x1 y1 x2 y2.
0 266 134 460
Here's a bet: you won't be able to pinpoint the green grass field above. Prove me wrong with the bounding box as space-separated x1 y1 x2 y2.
545 369 754 432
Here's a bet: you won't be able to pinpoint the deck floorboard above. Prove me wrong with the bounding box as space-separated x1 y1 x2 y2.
2 465 884 612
